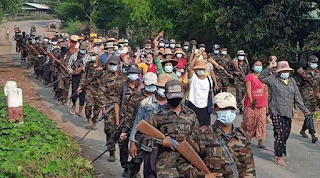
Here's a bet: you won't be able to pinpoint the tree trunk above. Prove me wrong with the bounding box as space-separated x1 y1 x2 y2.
119 26 127 39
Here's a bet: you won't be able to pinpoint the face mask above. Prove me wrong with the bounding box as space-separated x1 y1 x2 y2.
128 73 139 81
253 66 263 73
51 41 58 45
170 44 175 48
196 69 206 76
119 44 124 48
310 63 318 69
176 72 181 77
183 46 189 50
159 42 165 47
200 47 206 51
145 46 151 49
157 88 166 97
238 56 245 60
280 72 290 79
214 50 220 54
146 60 153 64
167 98 182 108
114 46 118 51
36 40 40 43
216 110 236 126
79 49 86 54
91 56 96 61
165 44 169 48
221 51 227 55
109 64 118 72
145 85 157 93
164 65 173 73
75 42 80 49
176 53 183 58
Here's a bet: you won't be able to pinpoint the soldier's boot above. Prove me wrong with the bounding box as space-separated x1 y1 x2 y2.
122 168 130 177
300 130 308 138
108 151 115 162
84 119 93 129
311 134 318 143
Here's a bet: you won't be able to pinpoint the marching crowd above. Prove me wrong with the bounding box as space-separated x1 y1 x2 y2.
13 27 320 177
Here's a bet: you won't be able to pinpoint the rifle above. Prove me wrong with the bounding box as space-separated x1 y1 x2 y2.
208 57 231 77
230 60 245 79
13 36 40 56
38 47 70 74
44 75 70 88
136 120 211 174
25 61 48 74
79 105 114 143
297 67 320 99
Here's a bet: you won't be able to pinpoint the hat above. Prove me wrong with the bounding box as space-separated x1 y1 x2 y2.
174 50 186 56
127 63 142 74
105 42 114 49
213 92 237 110
183 41 190 46
175 44 182 48
190 40 197 45
156 74 173 87
213 44 220 49
199 44 205 48
145 39 152 44
236 50 247 56
118 39 125 44
164 48 173 56
193 58 207 70
144 72 158 85
108 56 121 65
169 39 176 44
159 38 165 42
162 58 178 67
107 38 116 42
165 80 184 99
79 41 87 50
275 61 294 73
308 55 319 63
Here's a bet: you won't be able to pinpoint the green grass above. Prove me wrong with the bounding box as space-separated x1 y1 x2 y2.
7 14 55 22
0 88 94 178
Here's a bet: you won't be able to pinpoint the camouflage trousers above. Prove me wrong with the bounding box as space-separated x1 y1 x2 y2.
128 145 156 178
104 103 117 151
119 138 129 169
216 73 229 93
57 76 71 102
234 78 245 109
28 56 36 69
85 88 100 122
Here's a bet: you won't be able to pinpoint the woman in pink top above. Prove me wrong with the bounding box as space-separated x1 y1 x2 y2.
241 60 269 149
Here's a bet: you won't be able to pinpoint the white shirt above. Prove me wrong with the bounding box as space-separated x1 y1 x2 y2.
188 73 212 108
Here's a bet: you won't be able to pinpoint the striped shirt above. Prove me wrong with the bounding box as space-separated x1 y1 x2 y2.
67 52 91 73
259 66 309 118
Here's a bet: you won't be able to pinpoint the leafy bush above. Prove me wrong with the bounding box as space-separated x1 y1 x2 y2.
0 89 94 177
62 20 84 35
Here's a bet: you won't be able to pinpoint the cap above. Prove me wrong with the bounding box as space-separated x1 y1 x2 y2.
308 55 319 63
199 44 205 48
108 56 121 65
213 92 237 110
156 74 172 87
213 44 220 49
190 40 197 45
143 72 158 85
165 80 184 99
127 63 142 74
175 44 182 48
183 41 190 46
79 41 87 50
169 39 176 44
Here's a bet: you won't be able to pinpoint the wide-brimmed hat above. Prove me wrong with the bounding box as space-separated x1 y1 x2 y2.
164 48 173 56
79 41 87 50
236 50 247 56
118 39 125 44
156 74 173 87
143 72 158 85
105 42 114 49
70 35 79 42
308 55 319 63
127 63 142 74
165 80 184 99
174 50 186 56
213 92 237 110
192 57 207 70
162 58 178 67
275 61 294 73
107 38 116 42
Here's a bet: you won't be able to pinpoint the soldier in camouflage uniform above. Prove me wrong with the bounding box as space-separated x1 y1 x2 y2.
177 92 256 178
27 38 37 71
139 80 199 178
98 56 126 162
51 38 64 100
78 53 103 129
231 50 250 114
33 36 42 79
299 55 319 143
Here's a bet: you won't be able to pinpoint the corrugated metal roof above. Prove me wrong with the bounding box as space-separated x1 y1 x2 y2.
23 3 50 10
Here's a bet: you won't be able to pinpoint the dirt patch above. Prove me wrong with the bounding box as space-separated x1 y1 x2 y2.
0 24 74 135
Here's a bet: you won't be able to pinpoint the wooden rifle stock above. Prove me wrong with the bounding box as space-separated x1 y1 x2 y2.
13 36 39 55
208 57 231 77
230 60 245 78
297 67 319 99
136 120 210 174
39 47 69 74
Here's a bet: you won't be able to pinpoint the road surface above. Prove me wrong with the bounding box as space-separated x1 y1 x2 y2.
3 20 320 178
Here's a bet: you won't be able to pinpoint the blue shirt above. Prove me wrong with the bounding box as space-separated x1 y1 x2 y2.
100 53 115 66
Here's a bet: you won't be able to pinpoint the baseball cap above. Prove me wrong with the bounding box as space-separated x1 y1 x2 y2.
213 92 237 110
108 56 121 64
308 55 318 63
165 80 184 99
143 72 158 85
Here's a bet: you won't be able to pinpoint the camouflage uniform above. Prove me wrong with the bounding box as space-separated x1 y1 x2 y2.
27 44 37 69
177 121 256 178
33 42 42 78
97 71 126 151
214 53 232 92
140 105 199 178
231 60 250 110
80 61 102 125
58 51 73 103
51 46 63 99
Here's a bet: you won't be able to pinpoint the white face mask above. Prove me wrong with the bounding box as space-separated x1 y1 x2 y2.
221 51 227 55
176 72 182 77
183 46 189 50
75 42 80 49
238 56 245 60
176 53 183 58
170 44 175 48
213 50 219 54
159 42 165 47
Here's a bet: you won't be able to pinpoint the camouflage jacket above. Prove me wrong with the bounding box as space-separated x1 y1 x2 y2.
177 121 256 178
299 67 320 100
51 47 63 74
231 59 250 81
141 105 199 178
79 61 102 92
214 54 232 76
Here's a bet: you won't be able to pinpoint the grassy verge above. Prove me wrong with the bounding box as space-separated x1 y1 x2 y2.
6 14 55 22
0 89 94 177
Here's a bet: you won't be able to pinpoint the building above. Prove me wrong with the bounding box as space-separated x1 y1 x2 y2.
20 3 52 15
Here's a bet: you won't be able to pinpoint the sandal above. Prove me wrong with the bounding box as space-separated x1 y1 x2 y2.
70 108 75 115
77 112 83 118
276 157 286 166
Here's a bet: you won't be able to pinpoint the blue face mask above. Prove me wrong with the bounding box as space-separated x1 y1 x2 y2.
157 87 166 97
128 73 139 81
280 72 290 79
91 56 96 62
79 49 86 54
216 110 236 126
310 63 318 69
164 65 173 73
253 66 263 73
196 69 206 76
145 85 157 93
109 64 118 72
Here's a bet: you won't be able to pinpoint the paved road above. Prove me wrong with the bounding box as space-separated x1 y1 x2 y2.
4 20 320 178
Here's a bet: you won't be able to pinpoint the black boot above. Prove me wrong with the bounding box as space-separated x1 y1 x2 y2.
108 151 115 162
311 134 318 143
300 130 308 138
122 168 129 177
